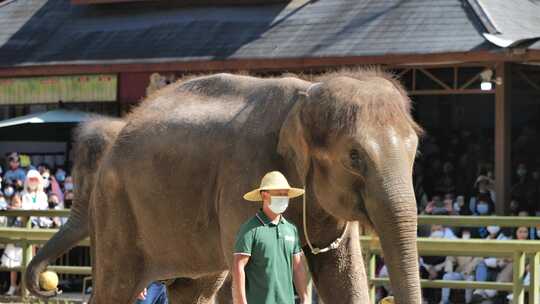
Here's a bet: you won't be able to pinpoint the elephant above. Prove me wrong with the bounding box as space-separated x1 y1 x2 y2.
24 116 126 297
26 70 423 304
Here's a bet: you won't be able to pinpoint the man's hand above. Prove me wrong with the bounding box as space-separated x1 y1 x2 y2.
232 254 250 304
137 288 147 300
292 252 309 304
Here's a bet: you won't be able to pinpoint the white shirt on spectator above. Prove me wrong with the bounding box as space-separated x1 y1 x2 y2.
21 191 49 227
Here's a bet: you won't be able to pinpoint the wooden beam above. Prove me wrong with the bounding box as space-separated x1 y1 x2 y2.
517 69 540 90
1 50 540 77
72 0 144 4
494 63 511 215
418 68 452 90
409 89 494 95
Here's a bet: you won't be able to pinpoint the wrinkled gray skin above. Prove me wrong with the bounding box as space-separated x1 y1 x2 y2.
26 72 422 304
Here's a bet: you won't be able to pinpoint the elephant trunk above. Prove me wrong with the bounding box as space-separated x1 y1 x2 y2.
25 208 88 298
367 173 421 304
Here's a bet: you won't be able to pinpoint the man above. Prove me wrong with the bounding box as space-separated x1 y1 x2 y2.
3 153 26 186
233 171 309 304
136 282 168 304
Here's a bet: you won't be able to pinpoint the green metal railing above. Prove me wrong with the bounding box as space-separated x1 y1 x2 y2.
0 211 539 303
0 209 90 301
364 215 540 304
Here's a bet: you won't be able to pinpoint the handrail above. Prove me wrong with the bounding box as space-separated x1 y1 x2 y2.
0 209 72 217
363 238 540 303
418 215 540 228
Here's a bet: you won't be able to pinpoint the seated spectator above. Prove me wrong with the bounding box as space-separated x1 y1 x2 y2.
21 170 49 227
472 225 511 302
36 163 50 176
0 193 7 227
469 176 495 215
2 186 14 202
376 260 391 301
440 229 481 304
64 190 74 209
511 163 536 214
470 193 495 216
452 195 468 215
424 195 453 215
2 153 26 187
2 193 23 296
54 168 66 184
532 224 540 240
508 198 524 216
420 225 452 303
502 226 531 302
0 193 7 210
44 193 62 228
64 176 73 192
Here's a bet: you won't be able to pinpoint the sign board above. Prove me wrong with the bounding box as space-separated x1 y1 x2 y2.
0 74 117 105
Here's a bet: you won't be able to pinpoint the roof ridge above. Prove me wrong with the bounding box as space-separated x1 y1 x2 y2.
465 0 499 34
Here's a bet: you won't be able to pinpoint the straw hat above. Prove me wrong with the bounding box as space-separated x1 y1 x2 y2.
243 171 304 202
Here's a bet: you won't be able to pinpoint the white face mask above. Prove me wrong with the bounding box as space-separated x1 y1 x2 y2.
269 196 289 214
487 225 500 235
430 230 444 238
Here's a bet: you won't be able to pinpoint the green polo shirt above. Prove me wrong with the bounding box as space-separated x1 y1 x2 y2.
234 210 302 304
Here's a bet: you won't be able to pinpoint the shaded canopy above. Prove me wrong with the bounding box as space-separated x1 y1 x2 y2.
0 109 92 141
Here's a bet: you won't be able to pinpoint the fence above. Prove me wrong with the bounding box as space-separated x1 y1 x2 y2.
0 211 539 303
364 215 540 304
0 209 90 301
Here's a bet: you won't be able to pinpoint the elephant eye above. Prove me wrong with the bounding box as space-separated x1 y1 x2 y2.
349 149 361 168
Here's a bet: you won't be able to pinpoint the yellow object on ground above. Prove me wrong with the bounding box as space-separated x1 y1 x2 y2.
39 271 59 291
380 296 395 304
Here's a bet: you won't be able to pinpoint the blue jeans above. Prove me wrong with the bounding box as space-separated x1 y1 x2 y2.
475 261 497 282
441 272 473 303
136 282 168 304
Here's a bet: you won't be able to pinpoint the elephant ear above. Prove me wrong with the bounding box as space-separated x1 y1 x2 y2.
278 84 320 181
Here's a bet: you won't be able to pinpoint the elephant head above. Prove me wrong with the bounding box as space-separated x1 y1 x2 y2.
278 72 423 304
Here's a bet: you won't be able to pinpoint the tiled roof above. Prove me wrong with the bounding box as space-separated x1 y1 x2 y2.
0 0 536 67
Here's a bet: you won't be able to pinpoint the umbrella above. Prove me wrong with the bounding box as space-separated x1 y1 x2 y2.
0 109 93 141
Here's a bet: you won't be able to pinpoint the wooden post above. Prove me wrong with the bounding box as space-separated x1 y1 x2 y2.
513 251 526 304
494 63 511 215
530 252 540 304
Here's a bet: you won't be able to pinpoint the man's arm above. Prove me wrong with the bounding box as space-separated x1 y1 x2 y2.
232 254 250 304
293 253 309 304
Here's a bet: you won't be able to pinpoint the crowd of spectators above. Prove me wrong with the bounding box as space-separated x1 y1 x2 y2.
0 152 73 296
377 128 540 304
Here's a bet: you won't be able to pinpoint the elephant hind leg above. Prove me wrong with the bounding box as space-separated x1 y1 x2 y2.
167 271 229 304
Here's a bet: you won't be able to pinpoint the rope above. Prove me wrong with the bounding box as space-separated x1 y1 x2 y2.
302 184 349 255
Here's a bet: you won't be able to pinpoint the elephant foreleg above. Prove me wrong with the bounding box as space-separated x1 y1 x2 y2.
167 271 229 304
304 222 370 303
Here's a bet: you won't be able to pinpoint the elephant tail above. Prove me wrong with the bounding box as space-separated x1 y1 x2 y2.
25 116 125 298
